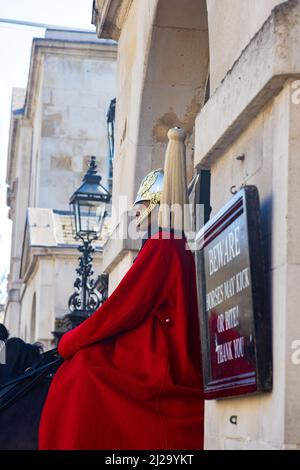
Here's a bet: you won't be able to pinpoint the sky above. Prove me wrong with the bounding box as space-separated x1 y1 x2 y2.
0 0 95 303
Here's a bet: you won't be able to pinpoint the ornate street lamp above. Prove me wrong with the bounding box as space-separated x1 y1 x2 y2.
68 156 111 327
107 97 116 195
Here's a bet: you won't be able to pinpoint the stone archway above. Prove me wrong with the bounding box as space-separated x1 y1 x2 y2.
134 0 209 190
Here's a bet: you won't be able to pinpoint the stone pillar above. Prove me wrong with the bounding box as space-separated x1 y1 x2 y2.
194 0 300 447
35 258 55 347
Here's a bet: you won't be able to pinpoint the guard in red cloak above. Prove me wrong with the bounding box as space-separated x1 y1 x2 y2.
38 127 204 450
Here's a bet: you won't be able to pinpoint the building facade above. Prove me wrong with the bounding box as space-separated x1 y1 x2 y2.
4 29 117 348
92 0 300 450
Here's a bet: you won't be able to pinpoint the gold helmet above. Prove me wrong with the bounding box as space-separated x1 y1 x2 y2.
132 168 164 226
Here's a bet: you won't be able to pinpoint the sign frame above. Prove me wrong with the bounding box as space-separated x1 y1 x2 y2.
196 185 272 399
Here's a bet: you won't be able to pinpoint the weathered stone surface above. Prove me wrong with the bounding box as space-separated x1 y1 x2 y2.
5 30 117 348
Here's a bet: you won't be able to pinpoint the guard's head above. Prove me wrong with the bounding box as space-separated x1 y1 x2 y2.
132 168 164 231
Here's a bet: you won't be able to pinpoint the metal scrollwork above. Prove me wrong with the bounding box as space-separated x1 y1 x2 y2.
68 239 102 318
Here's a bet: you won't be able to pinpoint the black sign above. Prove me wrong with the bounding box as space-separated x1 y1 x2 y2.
196 186 272 399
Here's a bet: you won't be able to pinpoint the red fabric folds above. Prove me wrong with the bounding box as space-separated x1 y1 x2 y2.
38 230 204 450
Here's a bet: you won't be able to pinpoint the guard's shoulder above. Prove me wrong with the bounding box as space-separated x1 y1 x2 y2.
148 231 186 253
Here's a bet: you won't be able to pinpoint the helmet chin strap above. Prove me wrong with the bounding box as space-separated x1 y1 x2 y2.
136 201 157 228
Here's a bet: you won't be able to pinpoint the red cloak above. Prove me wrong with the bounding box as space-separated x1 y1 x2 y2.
38 229 204 450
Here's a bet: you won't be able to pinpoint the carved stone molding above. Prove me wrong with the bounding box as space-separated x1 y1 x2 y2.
92 0 133 40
